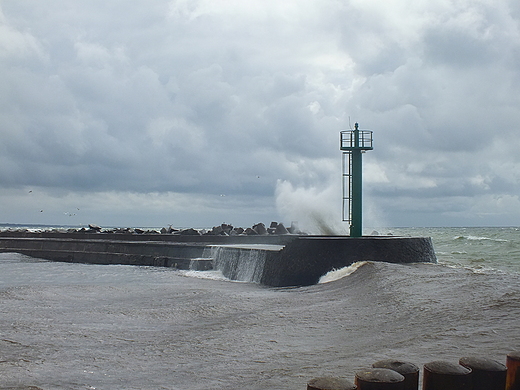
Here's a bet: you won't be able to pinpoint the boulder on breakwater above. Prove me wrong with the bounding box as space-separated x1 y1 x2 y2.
0 221 301 236
85 222 300 236
201 222 300 236
0 220 307 237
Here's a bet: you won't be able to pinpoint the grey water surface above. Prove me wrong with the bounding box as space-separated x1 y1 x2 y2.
1 227 519 389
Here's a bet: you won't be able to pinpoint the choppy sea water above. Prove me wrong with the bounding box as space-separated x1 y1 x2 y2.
1 227 519 389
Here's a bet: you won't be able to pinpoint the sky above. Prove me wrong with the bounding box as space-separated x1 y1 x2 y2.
1 0 520 232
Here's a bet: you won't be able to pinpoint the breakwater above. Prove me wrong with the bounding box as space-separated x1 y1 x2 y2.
0 225 437 286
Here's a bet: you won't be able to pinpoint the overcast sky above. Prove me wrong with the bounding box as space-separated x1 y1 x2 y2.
1 0 520 231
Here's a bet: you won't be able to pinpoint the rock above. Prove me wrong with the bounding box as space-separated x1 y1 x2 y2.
275 223 289 234
179 228 201 236
245 227 258 235
252 223 267 235
268 222 279 234
208 225 223 235
221 223 233 234
88 224 102 232
160 226 178 234
212 226 223 235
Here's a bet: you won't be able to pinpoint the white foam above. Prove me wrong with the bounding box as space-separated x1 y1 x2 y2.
178 269 229 281
212 244 285 251
318 261 368 283
455 235 508 242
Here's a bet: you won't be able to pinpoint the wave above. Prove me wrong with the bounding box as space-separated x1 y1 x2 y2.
179 260 375 285
439 261 510 275
453 235 508 242
318 261 369 283
177 269 230 282
176 260 373 286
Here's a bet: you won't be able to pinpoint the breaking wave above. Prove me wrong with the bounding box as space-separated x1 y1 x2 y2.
454 235 508 242
318 261 369 284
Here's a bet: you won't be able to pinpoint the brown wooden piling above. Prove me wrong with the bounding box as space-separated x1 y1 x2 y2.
372 360 419 390
459 356 507 390
506 351 520 390
422 361 472 390
355 367 405 390
307 377 357 390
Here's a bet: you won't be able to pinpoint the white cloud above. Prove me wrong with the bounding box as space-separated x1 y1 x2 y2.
0 10 45 62
1 0 520 228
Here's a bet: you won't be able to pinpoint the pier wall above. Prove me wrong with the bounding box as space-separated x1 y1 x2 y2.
0 232 436 287
262 236 437 286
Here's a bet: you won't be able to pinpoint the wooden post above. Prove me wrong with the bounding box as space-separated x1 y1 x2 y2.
355 367 405 390
459 356 506 390
506 351 520 390
373 360 419 390
423 361 472 390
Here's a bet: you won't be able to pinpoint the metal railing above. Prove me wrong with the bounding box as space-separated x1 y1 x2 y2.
340 130 373 150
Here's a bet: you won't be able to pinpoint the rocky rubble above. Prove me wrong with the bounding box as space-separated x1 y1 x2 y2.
161 221 303 236
1 222 304 236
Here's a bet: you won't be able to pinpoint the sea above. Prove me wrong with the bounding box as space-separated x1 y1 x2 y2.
1 226 519 390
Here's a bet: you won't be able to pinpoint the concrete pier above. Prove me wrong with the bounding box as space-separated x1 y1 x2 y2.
0 230 436 287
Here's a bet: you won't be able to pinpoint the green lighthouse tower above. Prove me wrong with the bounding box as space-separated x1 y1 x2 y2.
340 123 373 237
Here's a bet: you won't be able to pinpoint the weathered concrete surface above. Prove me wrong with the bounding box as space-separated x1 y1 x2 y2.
0 232 436 286
261 236 437 286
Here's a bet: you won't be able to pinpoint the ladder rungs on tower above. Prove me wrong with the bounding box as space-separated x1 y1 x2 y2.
339 123 373 237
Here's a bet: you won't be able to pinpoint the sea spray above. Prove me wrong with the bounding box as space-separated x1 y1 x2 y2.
275 179 347 235
310 211 342 235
